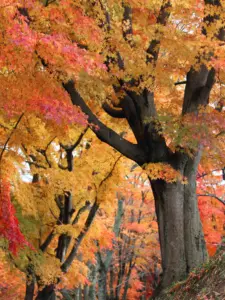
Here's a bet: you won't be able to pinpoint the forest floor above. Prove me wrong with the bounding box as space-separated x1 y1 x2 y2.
155 241 225 300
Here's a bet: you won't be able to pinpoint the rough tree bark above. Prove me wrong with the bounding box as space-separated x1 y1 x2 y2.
150 151 207 291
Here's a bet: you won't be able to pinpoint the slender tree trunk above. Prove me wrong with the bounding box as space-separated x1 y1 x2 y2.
25 274 35 300
35 284 56 300
122 261 134 300
109 263 114 300
87 263 97 300
88 263 97 300
97 267 107 300
84 285 89 300
96 197 124 300
74 286 82 300
151 152 207 292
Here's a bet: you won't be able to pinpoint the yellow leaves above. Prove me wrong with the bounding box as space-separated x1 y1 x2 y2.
34 254 62 286
14 181 39 218
62 259 89 289
0 66 10 77
54 224 79 238
143 162 187 183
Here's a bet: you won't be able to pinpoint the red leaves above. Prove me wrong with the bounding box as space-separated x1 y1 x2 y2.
0 2 106 128
0 179 32 255
30 94 88 126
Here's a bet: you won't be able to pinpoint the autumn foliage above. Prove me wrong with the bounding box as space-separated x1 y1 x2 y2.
0 0 225 299
0 179 32 255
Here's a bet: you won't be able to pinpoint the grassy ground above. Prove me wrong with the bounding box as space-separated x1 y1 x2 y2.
155 241 225 300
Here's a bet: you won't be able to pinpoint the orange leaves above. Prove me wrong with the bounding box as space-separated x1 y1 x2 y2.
125 222 148 234
144 162 187 183
197 167 225 256
0 0 106 132
0 250 25 300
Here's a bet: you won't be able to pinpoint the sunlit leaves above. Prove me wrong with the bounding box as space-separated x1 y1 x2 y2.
144 162 187 183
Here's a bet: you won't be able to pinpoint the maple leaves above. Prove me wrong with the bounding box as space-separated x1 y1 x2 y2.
144 162 187 183
0 179 31 255
197 166 225 256
0 249 25 300
0 0 106 132
0 0 225 298
93 168 161 299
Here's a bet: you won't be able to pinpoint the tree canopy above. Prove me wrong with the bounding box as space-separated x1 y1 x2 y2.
0 0 225 299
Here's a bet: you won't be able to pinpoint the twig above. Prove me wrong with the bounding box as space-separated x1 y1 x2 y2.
0 113 24 163
197 193 225 206
175 81 187 86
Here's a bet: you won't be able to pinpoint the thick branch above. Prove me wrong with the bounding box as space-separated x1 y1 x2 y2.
40 231 55 252
182 0 225 115
72 201 91 225
63 81 147 164
120 93 145 145
102 102 125 118
122 3 133 46
147 1 171 64
182 66 215 115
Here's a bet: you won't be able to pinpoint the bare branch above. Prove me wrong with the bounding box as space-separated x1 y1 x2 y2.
197 193 225 206
175 81 187 86
60 127 88 152
37 136 56 168
99 155 121 190
0 113 24 163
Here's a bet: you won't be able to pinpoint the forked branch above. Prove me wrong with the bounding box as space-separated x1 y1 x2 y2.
63 81 147 164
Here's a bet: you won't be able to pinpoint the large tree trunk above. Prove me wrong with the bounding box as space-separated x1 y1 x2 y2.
151 152 207 292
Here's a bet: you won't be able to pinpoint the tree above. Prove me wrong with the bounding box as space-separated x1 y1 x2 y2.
1 0 225 294
15 128 121 299
62 0 225 291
